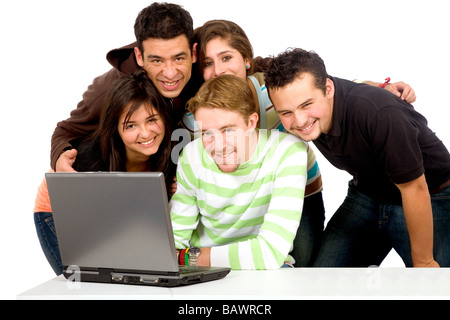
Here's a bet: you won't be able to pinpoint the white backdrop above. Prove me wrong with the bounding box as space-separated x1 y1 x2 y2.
2 0 449 299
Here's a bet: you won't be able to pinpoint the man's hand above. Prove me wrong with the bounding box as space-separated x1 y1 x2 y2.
385 81 417 104
414 259 440 268
55 149 78 172
198 247 211 267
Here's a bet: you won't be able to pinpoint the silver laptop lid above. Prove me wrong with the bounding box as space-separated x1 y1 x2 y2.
46 172 179 273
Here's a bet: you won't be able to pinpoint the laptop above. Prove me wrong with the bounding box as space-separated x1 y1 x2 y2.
45 172 230 287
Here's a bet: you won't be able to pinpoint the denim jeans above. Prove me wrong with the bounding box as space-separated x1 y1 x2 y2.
313 181 450 267
291 191 325 267
34 212 63 275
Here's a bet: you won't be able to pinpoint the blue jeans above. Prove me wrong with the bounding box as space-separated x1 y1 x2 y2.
291 191 325 267
34 212 63 275
313 181 450 267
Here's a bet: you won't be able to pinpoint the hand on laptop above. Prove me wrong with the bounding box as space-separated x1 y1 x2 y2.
198 248 211 267
176 247 211 267
55 149 78 172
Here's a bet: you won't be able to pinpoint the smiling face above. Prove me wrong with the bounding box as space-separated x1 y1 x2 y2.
269 73 335 142
135 35 197 99
194 107 258 173
202 37 250 81
118 104 165 164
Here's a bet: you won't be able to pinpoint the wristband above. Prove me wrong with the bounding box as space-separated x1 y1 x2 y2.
379 77 391 88
179 249 186 265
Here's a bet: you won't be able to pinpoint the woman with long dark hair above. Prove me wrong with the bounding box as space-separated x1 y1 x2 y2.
34 70 175 275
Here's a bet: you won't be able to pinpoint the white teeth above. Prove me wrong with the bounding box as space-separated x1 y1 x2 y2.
300 122 314 131
215 151 233 158
164 81 177 86
140 137 156 145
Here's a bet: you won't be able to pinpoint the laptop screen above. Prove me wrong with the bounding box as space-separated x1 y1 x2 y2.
46 172 179 273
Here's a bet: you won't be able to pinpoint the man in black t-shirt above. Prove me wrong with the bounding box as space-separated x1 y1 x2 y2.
266 48 450 268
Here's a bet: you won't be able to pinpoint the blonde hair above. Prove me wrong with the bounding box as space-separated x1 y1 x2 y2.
188 75 256 122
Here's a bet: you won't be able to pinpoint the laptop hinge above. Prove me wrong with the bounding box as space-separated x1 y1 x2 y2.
98 268 114 282
99 268 114 276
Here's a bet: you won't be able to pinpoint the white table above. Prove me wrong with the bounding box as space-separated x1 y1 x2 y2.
17 268 450 300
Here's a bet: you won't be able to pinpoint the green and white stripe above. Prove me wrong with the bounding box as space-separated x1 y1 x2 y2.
170 130 307 269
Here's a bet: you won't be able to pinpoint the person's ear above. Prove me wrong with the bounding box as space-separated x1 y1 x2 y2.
326 78 335 99
134 47 144 67
245 58 251 70
192 43 198 64
247 112 259 130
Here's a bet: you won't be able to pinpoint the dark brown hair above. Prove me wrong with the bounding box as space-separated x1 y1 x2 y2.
134 2 195 56
96 70 174 180
265 48 328 94
194 20 254 76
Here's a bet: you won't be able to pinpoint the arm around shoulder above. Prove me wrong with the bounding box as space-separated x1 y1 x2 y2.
50 68 124 170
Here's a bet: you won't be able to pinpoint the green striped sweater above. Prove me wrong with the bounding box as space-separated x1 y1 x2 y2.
170 129 307 269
